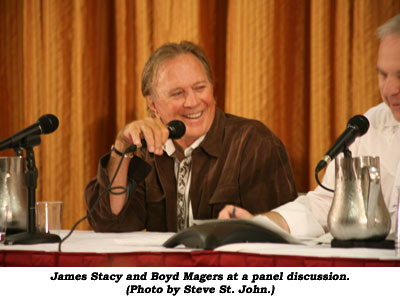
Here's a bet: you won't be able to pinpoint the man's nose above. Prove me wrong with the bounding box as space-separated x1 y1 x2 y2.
183 90 199 107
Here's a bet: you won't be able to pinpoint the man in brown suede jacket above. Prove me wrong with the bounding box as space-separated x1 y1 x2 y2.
85 41 297 233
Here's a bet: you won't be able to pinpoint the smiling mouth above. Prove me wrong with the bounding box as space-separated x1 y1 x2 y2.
389 101 400 108
183 112 202 119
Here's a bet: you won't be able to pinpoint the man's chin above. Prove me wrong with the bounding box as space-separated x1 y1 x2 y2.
389 107 400 122
384 100 400 121
393 112 400 122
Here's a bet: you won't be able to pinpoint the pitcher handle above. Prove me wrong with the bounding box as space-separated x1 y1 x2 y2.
364 166 381 226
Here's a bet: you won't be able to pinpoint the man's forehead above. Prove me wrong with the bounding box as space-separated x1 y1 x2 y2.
155 57 208 89
378 35 400 52
377 36 400 66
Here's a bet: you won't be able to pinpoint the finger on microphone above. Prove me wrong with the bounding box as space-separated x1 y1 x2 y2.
122 119 185 155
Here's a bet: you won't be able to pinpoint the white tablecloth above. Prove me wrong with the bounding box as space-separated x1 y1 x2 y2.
1 230 399 261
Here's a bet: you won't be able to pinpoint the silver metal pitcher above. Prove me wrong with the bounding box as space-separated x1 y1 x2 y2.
0 157 27 233
328 154 391 240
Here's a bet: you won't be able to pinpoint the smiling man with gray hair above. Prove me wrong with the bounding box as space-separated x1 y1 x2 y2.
219 14 400 239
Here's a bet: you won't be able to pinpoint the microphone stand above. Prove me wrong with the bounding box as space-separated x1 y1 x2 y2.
5 138 61 245
315 147 352 193
343 147 352 158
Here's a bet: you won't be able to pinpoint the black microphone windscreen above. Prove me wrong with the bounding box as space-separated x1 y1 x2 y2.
167 120 186 139
39 114 59 134
347 115 369 136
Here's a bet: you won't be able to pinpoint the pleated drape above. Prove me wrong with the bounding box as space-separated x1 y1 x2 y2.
1 0 399 230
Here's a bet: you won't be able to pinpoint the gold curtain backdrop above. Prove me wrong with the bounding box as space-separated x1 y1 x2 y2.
1 0 399 230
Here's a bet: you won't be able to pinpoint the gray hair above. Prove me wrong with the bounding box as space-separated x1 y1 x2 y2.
141 41 213 98
377 14 400 39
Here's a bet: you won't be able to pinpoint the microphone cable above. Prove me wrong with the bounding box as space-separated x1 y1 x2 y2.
314 168 334 193
315 148 353 193
57 120 184 251
58 147 133 252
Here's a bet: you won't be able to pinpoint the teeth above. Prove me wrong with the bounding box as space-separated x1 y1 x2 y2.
185 112 201 119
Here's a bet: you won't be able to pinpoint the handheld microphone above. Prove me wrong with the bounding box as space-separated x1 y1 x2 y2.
315 115 369 173
166 120 186 139
124 120 186 153
0 114 59 151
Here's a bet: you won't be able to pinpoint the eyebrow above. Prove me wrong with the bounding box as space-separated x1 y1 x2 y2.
193 80 208 85
168 80 208 93
376 67 400 76
376 67 386 75
168 88 183 94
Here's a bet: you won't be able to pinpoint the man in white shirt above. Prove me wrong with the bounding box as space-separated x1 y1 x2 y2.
219 14 400 238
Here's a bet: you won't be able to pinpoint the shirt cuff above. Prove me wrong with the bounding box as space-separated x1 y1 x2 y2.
273 195 325 238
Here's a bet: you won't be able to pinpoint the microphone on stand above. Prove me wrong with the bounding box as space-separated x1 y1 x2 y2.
315 115 370 173
315 115 370 192
3 114 61 245
0 114 59 151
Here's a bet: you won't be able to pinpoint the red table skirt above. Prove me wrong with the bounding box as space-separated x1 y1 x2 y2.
1 250 399 267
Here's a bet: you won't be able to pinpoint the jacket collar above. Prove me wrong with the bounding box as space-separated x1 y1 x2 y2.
197 107 225 158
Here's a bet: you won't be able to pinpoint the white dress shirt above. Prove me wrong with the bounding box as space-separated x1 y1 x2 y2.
274 102 400 237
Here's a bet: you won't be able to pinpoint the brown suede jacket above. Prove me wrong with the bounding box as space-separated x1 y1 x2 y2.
85 108 297 232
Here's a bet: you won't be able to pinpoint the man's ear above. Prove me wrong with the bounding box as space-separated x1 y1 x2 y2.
146 96 159 118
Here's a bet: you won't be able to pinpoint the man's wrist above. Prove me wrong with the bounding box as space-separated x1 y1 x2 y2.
263 211 291 233
111 144 134 159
